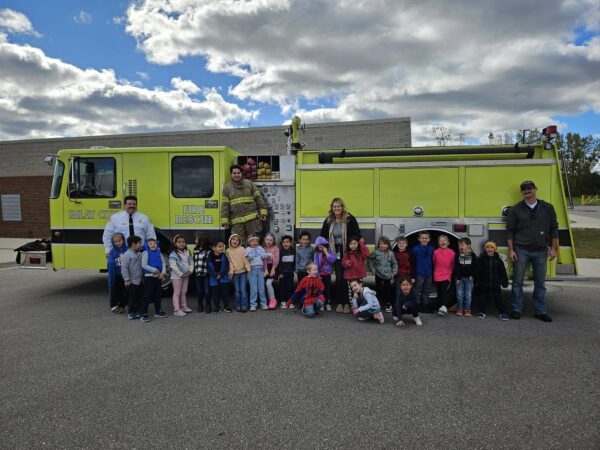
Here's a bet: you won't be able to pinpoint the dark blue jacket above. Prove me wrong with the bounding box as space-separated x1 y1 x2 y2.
411 244 435 277
107 236 127 287
396 289 418 314
207 252 230 286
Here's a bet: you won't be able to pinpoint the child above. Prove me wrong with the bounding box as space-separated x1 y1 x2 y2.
140 238 168 322
393 235 412 320
295 231 313 306
411 231 435 311
169 235 193 317
395 277 423 327
245 235 271 311
350 279 384 324
278 235 296 309
367 236 397 313
454 237 478 317
208 240 231 313
120 235 143 320
288 262 326 318
341 236 370 313
262 233 280 309
107 232 127 314
314 236 337 311
226 233 250 312
193 232 211 313
433 234 455 316
476 240 509 320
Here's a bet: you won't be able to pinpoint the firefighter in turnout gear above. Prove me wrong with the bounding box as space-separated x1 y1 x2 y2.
221 164 268 244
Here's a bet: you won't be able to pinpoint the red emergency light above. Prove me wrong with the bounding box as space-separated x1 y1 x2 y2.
543 125 558 139
453 224 467 233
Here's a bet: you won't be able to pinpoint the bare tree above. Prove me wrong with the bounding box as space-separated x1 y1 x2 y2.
431 126 453 146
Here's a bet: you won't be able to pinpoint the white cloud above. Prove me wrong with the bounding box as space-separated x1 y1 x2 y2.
0 8 41 37
125 0 600 143
171 77 200 94
136 71 150 80
0 35 257 140
73 11 92 25
112 16 125 25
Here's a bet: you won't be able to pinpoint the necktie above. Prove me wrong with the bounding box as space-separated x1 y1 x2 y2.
129 214 135 237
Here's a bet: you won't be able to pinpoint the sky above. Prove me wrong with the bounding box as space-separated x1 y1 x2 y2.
0 0 599 145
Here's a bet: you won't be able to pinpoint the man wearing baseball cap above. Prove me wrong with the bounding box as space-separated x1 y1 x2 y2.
506 180 558 322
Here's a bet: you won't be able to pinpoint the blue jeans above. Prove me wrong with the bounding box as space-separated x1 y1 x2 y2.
195 275 210 310
248 267 267 308
303 299 324 317
232 272 248 310
511 246 548 315
456 277 473 311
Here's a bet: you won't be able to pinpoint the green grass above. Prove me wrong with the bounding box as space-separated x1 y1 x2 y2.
573 228 600 259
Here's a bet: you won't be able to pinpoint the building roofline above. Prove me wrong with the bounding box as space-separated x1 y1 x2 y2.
0 117 411 145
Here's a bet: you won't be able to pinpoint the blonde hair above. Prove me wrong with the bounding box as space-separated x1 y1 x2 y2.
305 262 317 271
326 197 348 224
437 234 450 245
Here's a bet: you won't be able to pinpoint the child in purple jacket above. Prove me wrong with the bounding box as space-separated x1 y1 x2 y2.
314 236 336 311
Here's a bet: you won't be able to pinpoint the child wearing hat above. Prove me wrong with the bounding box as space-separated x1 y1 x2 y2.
475 240 509 320
245 235 271 311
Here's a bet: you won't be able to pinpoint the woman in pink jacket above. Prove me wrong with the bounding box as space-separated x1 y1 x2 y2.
433 234 455 316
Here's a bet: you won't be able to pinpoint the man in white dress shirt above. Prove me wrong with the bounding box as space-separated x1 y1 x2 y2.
102 196 156 257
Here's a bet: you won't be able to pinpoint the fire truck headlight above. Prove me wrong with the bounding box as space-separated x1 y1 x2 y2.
413 206 423 217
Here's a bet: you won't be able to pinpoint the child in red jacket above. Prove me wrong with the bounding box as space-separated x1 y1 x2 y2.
393 236 412 320
341 236 370 314
287 262 326 318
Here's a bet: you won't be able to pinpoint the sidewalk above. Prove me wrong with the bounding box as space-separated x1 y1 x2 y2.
569 213 600 229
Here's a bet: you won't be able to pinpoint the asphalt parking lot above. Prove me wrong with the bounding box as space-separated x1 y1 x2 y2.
1 267 599 449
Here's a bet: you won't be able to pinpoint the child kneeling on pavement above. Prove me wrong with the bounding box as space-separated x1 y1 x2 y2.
287 262 325 318
395 277 423 327
350 279 384 324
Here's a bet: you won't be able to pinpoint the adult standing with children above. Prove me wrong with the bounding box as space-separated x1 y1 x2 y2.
221 164 268 244
320 197 362 313
506 180 558 322
102 195 156 257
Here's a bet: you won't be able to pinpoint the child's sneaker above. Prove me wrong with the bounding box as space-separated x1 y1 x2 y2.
260 304 269 310
499 313 509 321
155 311 168 318
373 312 385 324
223 306 232 313
140 314 151 323
174 310 186 317
476 312 486 319
250 306 257 312
335 304 344 313
343 304 351 314
127 312 136 320
464 310 472 317
182 307 193 313
268 299 277 310
111 306 120 313
288 303 295 309
456 309 463 316
438 305 448 316
414 316 423 326
280 301 288 309
325 304 332 312
385 305 392 313
357 317 367 321
392 316 399 322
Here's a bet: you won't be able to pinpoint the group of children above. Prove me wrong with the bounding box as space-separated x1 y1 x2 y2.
107 229 510 326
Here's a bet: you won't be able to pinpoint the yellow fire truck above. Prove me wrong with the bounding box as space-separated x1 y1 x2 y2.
38 126 577 277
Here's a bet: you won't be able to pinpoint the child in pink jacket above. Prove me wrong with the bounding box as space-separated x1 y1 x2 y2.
341 236 370 312
433 234 455 316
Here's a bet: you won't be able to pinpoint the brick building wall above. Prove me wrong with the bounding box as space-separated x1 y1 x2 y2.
0 176 52 238
0 117 411 237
